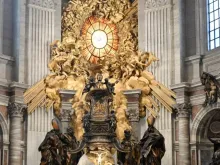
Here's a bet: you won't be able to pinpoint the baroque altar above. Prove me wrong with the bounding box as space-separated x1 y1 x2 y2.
23 0 176 164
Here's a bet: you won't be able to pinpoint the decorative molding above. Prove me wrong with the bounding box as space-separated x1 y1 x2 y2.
145 0 170 9
29 0 57 9
0 80 9 88
175 103 192 118
60 109 72 121
0 94 9 106
123 90 141 121
123 89 142 96
126 107 139 122
185 54 202 63
59 89 76 102
170 82 190 91
9 82 29 89
190 94 206 106
0 54 14 62
8 102 26 118
9 96 24 104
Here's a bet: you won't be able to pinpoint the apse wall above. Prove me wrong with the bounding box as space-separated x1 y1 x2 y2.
25 1 61 165
138 0 174 164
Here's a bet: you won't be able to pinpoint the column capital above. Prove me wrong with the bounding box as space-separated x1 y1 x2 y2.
175 103 192 118
145 0 171 9
29 0 57 10
8 102 26 118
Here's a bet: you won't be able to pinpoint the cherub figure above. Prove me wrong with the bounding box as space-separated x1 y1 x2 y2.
103 78 118 95
83 77 97 94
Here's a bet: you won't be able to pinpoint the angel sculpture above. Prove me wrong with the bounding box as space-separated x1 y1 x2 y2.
103 78 118 95
83 77 97 94
201 72 220 106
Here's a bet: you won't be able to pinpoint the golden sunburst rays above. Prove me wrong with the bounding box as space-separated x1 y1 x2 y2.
81 16 119 64
149 84 176 114
23 79 52 114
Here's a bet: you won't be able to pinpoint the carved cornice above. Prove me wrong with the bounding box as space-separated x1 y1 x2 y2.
145 0 170 9
175 103 192 118
8 102 26 118
29 0 57 9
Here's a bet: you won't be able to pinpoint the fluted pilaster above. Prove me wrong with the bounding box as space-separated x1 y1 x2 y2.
0 0 3 54
8 102 26 165
176 103 191 165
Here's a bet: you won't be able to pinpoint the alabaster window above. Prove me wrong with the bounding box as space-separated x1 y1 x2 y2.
81 17 119 63
208 0 220 50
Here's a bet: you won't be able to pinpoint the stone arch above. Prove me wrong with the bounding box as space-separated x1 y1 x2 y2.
191 103 220 143
0 111 9 144
190 103 220 165
0 111 9 164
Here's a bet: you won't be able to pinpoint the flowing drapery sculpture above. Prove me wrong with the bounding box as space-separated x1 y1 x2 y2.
38 119 80 165
139 115 165 165
38 119 64 165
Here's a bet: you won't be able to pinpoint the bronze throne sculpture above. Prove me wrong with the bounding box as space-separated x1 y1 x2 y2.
69 76 132 163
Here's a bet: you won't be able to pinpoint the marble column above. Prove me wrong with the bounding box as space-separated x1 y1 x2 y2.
123 89 141 142
0 0 3 54
176 103 191 165
59 90 75 133
8 102 25 165
12 0 20 81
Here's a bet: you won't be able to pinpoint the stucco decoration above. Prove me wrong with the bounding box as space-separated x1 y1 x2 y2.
145 0 170 9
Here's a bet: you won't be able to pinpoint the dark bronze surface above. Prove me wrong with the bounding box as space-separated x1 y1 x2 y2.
201 72 220 106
